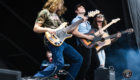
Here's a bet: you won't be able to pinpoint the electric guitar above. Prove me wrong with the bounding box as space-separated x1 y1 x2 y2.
79 18 120 48
95 28 134 52
45 10 100 46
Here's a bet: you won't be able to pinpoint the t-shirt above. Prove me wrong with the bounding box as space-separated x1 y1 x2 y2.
35 9 65 29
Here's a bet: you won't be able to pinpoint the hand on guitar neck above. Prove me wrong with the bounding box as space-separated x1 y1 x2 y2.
116 32 121 38
81 10 100 22
81 16 88 22
111 32 121 43
98 29 105 37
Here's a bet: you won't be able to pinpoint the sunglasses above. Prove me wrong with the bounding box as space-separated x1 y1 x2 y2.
96 15 104 18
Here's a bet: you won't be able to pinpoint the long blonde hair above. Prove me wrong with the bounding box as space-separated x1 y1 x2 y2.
93 14 107 29
42 0 67 16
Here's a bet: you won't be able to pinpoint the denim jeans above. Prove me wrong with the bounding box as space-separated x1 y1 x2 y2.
98 50 105 67
34 41 83 80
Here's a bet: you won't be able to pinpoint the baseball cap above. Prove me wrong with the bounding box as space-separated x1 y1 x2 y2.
74 2 86 11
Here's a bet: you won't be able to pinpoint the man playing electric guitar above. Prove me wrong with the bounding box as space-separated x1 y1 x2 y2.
72 3 100 80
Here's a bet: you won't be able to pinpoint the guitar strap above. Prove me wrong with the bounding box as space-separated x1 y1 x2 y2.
59 16 69 23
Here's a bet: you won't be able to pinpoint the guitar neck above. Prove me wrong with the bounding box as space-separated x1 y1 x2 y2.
63 19 83 32
94 21 115 36
105 30 128 39
63 15 91 32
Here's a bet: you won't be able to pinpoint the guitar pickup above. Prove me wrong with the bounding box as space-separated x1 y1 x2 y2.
49 37 54 42
53 35 57 39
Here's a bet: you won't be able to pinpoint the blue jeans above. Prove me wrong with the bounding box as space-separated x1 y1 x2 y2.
34 41 83 80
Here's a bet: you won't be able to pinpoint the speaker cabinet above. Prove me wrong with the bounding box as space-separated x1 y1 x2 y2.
94 68 115 80
0 68 21 80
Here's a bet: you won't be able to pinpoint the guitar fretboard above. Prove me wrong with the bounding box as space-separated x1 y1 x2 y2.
94 22 115 36
105 30 128 39
63 19 83 32
94 18 120 36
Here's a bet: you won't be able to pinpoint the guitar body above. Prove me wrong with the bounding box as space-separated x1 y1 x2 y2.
45 22 72 46
95 33 111 52
80 30 111 51
79 29 103 48
95 28 134 52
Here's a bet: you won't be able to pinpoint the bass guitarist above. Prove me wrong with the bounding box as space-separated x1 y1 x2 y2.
31 0 90 80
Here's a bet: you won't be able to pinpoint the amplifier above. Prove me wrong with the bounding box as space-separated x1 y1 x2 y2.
94 67 115 80
0 68 21 80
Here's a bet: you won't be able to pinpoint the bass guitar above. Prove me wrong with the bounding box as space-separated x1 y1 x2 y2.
45 10 100 46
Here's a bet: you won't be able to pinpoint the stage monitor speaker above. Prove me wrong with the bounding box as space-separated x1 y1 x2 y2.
0 68 21 80
94 67 115 80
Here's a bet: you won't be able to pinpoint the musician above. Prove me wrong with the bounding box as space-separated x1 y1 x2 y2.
40 51 54 70
92 12 121 68
72 3 100 80
31 0 86 79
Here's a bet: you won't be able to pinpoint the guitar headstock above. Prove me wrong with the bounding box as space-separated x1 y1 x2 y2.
111 18 120 23
126 28 134 34
88 10 100 17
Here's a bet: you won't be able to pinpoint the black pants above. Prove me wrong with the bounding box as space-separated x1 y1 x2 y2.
76 44 100 80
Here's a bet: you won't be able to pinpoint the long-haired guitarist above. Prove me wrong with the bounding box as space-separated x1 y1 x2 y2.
92 12 121 68
72 3 100 80
31 0 86 79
